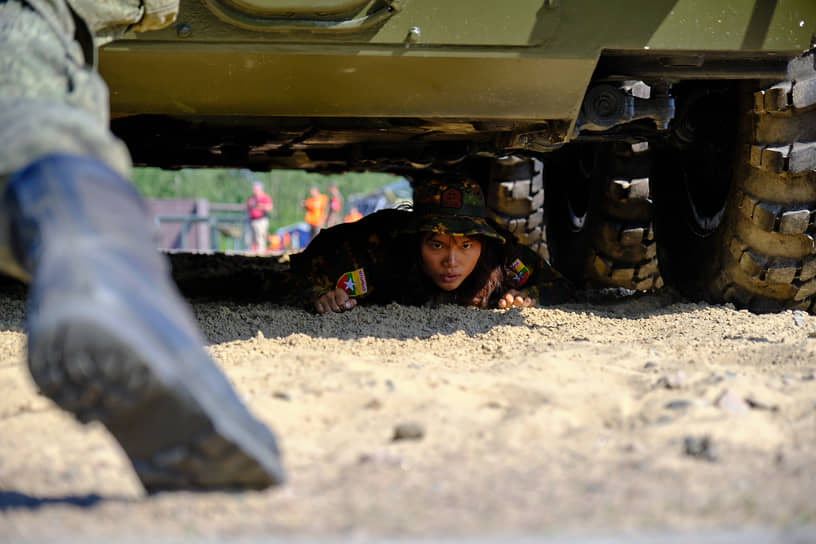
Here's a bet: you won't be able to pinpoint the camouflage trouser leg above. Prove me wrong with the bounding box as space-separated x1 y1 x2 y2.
0 0 134 278
0 0 133 181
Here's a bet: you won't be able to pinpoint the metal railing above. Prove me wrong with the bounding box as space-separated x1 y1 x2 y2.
154 214 249 252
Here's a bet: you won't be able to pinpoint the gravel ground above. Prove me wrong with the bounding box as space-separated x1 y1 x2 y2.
1 276 815 541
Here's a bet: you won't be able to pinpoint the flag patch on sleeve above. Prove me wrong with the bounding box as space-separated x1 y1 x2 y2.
336 268 368 297
509 258 530 287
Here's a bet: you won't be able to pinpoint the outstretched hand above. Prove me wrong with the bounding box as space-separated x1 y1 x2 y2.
314 287 358 314
497 289 534 309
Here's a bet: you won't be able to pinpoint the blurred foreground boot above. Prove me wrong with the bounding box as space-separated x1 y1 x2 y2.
0 154 285 492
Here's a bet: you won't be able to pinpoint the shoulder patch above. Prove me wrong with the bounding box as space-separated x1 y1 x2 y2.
509 258 531 287
336 268 368 297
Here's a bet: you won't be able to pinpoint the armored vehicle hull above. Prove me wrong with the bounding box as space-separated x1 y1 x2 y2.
101 0 816 311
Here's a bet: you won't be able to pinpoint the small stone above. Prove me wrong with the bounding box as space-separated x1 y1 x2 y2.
393 422 425 441
358 451 403 465
745 396 779 412
665 399 693 411
684 435 719 462
715 389 750 414
364 398 383 410
793 311 805 327
272 391 291 401
655 415 674 425
807 331 816 339
707 373 725 385
622 442 644 453
644 362 658 370
657 370 686 389
802 372 815 381
385 380 395 392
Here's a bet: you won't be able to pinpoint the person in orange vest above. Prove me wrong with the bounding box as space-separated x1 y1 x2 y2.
344 206 363 223
302 186 329 241
268 233 282 252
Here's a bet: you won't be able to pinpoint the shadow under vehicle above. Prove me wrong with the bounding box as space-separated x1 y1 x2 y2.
101 0 816 312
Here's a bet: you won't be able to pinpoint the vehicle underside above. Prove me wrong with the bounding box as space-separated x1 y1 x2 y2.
102 0 816 313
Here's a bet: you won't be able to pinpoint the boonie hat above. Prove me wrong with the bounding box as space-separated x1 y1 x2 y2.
410 178 505 244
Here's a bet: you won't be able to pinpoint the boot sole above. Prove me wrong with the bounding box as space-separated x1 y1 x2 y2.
27 317 285 492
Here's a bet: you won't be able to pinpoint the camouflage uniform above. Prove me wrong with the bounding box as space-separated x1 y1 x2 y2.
290 200 573 310
0 0 176 181
0 0 177 277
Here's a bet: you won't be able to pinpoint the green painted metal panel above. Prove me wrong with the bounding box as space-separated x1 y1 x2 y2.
100 0 816 121
647 0 816 50
101 46 595 119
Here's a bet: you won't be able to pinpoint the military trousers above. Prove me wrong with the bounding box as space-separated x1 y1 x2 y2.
0 0 177 276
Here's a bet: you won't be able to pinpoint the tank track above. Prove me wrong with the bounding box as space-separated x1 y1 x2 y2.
713 50 816 312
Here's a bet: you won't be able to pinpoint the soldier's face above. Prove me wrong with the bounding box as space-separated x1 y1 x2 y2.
420 233 482 291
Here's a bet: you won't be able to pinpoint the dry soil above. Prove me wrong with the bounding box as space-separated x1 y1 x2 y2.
1 284 815 541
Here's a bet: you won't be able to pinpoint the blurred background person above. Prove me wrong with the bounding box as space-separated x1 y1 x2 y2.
344 206 363 223
246 180 273 253
327 184 344 227
303 186 328 242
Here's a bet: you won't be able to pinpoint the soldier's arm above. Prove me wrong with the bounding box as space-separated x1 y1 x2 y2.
500 243 574 306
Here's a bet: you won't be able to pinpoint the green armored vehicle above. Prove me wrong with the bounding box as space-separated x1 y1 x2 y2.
100 0 816 313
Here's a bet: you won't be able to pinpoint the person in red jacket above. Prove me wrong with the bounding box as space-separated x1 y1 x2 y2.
246 181 273 253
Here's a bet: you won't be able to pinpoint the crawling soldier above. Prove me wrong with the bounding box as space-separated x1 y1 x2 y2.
290 178 574 313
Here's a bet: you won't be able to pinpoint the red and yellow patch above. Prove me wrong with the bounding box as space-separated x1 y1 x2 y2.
509 258 530 287
336 268 368 297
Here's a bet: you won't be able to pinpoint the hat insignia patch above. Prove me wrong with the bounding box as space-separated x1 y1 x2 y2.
440 188 463 209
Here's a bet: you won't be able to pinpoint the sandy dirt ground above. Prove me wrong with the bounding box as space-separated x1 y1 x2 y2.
1 281 816 541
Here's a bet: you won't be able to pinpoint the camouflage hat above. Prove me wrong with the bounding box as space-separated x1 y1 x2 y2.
409 179 505 244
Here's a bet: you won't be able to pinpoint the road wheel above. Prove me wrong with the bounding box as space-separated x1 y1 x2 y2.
654 50 816 312
485 156 549 260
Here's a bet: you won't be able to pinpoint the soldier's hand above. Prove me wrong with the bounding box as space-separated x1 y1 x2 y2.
314 288 358 314
497 290 534 309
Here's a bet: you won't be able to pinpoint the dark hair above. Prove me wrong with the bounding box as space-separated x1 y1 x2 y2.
379 230 504 307
444 233 504 307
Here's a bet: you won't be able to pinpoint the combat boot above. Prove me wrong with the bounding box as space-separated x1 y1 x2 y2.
0 154 285 492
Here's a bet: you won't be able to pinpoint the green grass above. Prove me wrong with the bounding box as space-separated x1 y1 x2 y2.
131 167 399 232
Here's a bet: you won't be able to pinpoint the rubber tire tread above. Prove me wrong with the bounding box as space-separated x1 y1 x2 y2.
714 49 816 313
486 157 550 260
586 143 663 291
